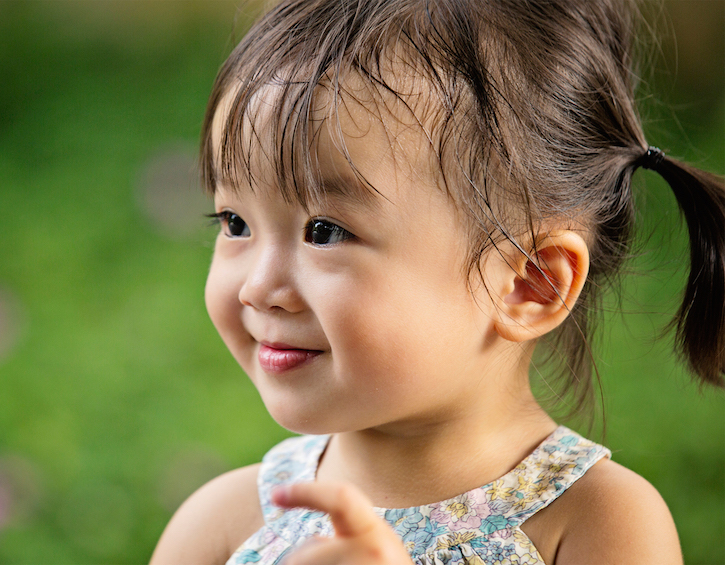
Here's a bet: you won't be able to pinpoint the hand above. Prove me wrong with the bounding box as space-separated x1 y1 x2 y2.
272 481 414 565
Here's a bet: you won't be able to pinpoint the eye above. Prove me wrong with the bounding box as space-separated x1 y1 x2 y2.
208 211 250 238
304 219 353 245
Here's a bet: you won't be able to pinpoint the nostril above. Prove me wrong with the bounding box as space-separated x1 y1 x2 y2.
239 282 304 314
238 294 253 307
238 285 257 309
236 247 305 313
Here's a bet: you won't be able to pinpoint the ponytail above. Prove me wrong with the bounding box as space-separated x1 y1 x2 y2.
636 147 725 387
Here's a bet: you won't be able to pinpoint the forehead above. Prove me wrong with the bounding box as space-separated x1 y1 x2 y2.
209 64 445 208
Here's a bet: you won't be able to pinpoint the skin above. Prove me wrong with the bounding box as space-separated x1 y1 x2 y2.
151 79 682 565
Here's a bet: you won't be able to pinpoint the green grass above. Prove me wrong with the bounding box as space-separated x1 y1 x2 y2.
0 2 722 563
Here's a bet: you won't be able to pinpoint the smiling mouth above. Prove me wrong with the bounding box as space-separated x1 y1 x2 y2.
258 343 323 373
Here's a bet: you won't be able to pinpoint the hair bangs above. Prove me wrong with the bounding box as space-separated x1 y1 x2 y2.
200 0 505 215
201 2 408 208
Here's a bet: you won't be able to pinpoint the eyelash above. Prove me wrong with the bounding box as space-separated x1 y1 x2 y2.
207 211 250 238
304 218 354 245
207 212 354 245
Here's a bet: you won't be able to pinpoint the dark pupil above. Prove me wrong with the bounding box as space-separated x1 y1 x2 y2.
228 214 246 236
311 221 333 244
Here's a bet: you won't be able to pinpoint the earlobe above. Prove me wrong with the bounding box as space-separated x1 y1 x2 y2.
494 231 589 343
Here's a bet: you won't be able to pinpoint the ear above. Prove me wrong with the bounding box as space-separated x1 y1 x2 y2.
493 231 589 343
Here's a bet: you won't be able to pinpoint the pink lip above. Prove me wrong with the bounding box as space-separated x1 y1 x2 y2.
258 343 322 373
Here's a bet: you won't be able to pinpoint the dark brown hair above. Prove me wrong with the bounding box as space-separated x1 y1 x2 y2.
200 0 725 413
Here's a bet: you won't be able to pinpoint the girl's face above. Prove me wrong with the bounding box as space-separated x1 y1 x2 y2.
205 86 513 435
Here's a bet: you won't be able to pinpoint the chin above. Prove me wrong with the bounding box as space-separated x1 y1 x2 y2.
265 401 363 436
272 416 337 436
265 403 333 436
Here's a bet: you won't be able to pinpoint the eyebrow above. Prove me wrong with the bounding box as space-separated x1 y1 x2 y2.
320 173 383 210
212 167 384 213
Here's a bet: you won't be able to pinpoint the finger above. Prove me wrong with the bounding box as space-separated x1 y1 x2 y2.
272 481 378 538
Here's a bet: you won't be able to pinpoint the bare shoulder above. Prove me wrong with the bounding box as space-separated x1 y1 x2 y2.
554 458 682 565
150 463 264 565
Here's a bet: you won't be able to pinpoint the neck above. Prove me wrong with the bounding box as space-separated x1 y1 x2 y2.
316 373 556 509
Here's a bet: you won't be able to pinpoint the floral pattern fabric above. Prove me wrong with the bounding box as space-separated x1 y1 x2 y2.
226 427 610 565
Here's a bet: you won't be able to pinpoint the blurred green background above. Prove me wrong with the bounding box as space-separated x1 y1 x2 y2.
0 1 722 563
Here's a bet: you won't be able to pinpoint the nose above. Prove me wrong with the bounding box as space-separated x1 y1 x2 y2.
238 243 304 313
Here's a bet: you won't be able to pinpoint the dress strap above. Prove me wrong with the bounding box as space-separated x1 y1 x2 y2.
492 426 611 526
257 434 333 543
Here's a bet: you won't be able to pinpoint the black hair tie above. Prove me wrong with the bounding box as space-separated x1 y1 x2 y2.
639 146 666 171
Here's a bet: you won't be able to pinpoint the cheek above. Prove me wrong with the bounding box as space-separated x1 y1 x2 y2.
205 263 259 379
204 263 224 328
205 257 242 339
321 268 474 384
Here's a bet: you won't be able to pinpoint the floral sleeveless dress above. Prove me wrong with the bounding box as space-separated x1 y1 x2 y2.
226 426 610 565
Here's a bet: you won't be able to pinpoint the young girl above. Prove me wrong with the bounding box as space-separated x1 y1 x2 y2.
151 0 724 563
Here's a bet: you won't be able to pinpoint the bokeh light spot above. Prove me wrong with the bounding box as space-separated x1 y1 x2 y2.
0 455 43 530
136 144 212 240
